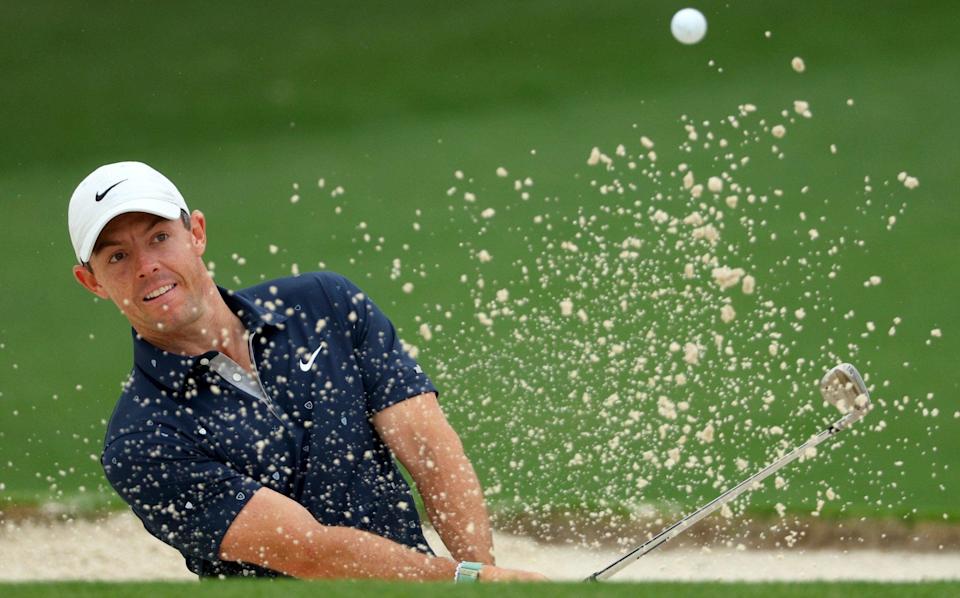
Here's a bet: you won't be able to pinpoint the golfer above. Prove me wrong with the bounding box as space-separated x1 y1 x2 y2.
68 161 545 582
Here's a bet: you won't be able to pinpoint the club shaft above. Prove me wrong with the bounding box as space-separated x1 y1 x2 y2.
587 410 861 581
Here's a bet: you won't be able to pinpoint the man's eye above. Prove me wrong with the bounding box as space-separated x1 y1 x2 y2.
155 232 169 242
109 251 126 264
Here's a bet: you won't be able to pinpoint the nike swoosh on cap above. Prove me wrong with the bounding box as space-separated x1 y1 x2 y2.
298 343 325 372
95 179 127 202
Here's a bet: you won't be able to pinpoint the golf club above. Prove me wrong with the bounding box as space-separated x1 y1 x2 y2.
585 362 872 582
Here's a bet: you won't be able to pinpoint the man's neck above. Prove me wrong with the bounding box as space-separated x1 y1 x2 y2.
135 282 253 370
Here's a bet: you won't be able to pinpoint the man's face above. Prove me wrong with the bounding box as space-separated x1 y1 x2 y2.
73 210 210 335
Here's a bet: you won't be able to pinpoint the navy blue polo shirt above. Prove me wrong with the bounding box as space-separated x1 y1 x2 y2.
101 272 437 577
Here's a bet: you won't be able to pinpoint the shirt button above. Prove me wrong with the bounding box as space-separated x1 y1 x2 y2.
304 401 313 409
232 373 242 382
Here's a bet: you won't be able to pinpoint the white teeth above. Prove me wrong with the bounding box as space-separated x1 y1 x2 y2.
145 284 175 300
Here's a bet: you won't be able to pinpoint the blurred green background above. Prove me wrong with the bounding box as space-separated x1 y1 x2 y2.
1 0 957 532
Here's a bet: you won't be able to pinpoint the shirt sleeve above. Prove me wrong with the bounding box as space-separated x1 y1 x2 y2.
101 423 262 561
333 274 438 413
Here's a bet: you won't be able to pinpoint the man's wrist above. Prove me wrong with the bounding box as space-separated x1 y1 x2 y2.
454 561 483 583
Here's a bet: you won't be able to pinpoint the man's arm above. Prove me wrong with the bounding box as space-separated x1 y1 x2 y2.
220 486 540 580
220 486 454 579
372 392 495 564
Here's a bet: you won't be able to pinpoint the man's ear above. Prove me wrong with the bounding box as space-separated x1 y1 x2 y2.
190 210 207 256
73 264 110 300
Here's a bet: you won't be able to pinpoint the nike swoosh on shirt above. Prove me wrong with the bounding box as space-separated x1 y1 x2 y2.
95 179 127 202
298 343 325 371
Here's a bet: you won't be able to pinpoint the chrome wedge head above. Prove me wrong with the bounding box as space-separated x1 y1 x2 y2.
820 363 872 415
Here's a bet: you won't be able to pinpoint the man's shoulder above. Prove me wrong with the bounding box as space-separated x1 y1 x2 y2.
235 271 354 300
234 271 362 317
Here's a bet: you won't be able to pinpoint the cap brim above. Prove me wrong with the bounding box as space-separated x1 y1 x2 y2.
77 199 183 263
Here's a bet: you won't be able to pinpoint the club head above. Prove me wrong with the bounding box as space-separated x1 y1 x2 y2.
819 363 871 415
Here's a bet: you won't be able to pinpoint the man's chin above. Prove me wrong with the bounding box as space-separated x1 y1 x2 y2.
144 306 204 335
135 312 186 336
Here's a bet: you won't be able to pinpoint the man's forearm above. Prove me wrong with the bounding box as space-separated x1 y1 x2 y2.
372 393 496 564
417 450 495 564
220 487 459 580
280 524 458 579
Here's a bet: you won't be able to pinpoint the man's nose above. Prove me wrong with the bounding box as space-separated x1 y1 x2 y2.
135 250 161 278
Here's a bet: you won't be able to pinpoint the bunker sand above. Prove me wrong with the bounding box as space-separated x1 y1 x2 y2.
1 512 958 582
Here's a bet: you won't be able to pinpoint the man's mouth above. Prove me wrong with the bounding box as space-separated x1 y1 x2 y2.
143 283 177 302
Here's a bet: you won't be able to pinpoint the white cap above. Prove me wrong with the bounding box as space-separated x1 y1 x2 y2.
68 161 189 263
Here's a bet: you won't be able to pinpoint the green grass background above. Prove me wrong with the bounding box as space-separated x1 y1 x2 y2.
0 0 958 532
2 581 959 598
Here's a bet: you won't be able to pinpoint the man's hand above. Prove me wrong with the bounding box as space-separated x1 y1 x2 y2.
479 565 550 582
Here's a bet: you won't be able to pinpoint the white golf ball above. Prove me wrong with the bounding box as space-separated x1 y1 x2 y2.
671 8 707 45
